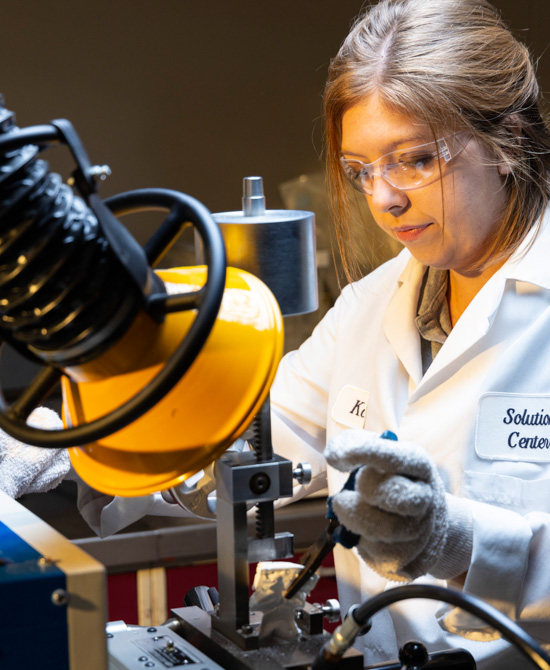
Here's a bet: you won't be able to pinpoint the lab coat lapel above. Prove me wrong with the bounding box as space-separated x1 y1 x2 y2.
416 284 495 388
382 254 503 403
383 259 424 387
415 211 550 392
383 209 550 399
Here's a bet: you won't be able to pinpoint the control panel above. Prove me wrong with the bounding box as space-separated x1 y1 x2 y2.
107 622 225 670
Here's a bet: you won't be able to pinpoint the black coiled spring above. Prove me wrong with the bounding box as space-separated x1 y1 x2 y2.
0 101 148 367
0 96 226 447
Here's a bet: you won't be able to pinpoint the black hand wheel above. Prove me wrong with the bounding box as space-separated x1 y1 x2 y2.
0 188 226 447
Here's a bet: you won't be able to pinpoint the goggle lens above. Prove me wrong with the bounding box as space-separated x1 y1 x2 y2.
340 136 459 195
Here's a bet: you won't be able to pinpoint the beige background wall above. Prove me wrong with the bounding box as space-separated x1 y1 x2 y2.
0 1 548 386
1 1 548 231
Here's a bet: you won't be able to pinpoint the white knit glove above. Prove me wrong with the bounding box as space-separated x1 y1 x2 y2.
325 429 473 582
0 407 70 498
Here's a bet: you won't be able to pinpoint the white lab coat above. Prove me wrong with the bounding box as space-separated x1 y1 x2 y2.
270 210 550 667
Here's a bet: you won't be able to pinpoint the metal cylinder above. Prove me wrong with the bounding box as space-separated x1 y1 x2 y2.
212 177 318 316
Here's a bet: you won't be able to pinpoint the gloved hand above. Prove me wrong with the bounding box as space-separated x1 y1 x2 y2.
0 407 70 498
325 429 473 582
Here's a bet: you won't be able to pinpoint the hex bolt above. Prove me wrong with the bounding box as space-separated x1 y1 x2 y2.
88 165 112 182
68 165 111 187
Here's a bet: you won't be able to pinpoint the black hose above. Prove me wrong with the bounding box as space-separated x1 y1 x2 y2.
313 584 550 670
352 585 550 668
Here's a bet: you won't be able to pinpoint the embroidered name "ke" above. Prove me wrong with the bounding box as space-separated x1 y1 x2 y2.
331 386 370 429
350 399 366 418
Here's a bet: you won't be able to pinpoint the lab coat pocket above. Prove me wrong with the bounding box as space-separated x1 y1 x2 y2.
462 470 550 514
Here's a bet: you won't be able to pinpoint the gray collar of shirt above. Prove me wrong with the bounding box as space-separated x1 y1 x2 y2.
415 267 452 373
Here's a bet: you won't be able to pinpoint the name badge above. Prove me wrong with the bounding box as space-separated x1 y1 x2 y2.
475 393 550 462
331 385 370 429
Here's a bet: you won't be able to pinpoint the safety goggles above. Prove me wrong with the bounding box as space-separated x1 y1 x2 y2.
340 134 466 195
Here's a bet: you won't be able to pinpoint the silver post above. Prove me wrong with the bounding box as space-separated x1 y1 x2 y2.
242 176 266 216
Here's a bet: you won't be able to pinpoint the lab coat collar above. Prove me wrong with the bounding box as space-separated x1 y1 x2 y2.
384 207 550 390
500 206 550 290
383 252 425 386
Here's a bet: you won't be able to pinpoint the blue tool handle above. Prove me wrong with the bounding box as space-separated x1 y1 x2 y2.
327 430 398 549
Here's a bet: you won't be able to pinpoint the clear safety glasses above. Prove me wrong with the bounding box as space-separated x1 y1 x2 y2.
340 134 467 195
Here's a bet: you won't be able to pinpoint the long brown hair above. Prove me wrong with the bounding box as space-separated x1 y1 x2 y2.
325 0 550 281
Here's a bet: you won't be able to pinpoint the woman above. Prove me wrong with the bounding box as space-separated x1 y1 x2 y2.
270 0 550 666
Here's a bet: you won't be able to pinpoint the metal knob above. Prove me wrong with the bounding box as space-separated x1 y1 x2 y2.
293 462 312 485
320 599 341 623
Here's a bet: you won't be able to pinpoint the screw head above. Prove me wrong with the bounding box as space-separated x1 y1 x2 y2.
51 589 70 606
249 473 270 495
38 557 52 568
